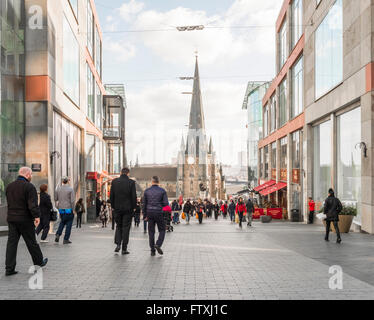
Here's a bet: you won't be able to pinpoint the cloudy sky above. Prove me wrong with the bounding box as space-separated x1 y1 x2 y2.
96 0 282 166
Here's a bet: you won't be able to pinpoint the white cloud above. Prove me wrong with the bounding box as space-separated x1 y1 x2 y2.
105 40 137 62
126 0 282 66
119 0 145 22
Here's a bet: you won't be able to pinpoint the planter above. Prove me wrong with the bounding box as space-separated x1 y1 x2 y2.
323 215 354 233
261 215 272 223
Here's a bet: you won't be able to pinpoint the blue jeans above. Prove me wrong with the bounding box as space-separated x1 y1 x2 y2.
147 212 166 252
173 212 179 224
57 214 74 241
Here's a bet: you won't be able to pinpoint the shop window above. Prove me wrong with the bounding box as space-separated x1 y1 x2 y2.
313 120 332 203
337 107 361 224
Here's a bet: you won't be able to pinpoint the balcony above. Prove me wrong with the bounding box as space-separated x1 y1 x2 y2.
103 126 122 141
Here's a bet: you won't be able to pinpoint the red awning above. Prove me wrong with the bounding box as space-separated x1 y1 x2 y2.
260 182 287 196
254 180 276 192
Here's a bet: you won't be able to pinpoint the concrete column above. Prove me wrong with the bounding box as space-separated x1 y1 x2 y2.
287 133 292 220
331 113 337 192
304 124 314 223
361 92 374 234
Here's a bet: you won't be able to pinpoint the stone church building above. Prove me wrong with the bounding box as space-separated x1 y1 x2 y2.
177 57 226 201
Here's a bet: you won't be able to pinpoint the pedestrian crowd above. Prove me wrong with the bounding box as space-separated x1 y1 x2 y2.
3 166 344 277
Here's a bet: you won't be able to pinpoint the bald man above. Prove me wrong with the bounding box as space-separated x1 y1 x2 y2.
5 167 48 276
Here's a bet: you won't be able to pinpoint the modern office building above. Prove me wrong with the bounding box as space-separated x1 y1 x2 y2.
0 0 26 228
257 0 374 233
0 0 125 228
257 0 305 219
242 82 270 189
303 0 374 233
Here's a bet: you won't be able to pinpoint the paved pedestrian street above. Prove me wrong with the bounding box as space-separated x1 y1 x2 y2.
0 219 374 300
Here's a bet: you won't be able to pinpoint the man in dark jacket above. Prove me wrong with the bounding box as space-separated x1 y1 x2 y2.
246 198 255 227
5 167 48 276
324 188 342 243
110 168 137 255
228 200 236 222
183 200 192 224
143 176 169 256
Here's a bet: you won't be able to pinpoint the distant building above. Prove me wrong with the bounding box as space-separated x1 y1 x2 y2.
242 82 270 189
130 166 177 199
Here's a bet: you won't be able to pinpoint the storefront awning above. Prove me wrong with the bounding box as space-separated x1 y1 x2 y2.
254 180 276 192
260 182 287 196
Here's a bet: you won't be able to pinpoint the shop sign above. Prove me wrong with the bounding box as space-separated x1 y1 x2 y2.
280 169 287 181
86 172 98 180
292 169 300 184
253 208 265 219
8 164 21 173
32 164 42 172
267 208 283 219
271 169 277 180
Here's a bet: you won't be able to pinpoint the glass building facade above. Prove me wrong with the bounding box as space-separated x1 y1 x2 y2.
0 0 25 223
244 82 269 188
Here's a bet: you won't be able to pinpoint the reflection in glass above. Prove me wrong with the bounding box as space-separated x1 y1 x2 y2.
337 108 361 224
313 120 331 203
315 0 343 98
292 56 303 118
279 79 287 127
63 17 80 105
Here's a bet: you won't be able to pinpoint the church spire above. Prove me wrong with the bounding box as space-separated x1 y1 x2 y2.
188 55 205 131
208 137 213 154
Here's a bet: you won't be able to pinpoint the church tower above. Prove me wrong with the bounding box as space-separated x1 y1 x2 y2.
179 56 210 199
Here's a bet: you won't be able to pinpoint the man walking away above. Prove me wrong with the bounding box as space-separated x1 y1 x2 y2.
55 177 76 244
246 197 255 227
143 176 169 256
110 168 137 255
228 200 236 223
5 167 48 276
324 189 342 244
183 200 192 224
308 197 315 224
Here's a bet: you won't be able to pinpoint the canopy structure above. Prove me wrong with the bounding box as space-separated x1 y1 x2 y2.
260 182 287 196
253 180 276 192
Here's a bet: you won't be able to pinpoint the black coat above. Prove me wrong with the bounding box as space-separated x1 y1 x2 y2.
324 195 342 222
183 202 192 213
110 175 137 213
246 200 255 214
39 192 53 218
6 176 40 223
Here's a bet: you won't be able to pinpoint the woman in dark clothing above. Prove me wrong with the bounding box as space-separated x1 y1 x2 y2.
324 189 342 243
134 199 141 227
75 198 85 229
213 201 220 220
197 199 204 224
36 184 53 242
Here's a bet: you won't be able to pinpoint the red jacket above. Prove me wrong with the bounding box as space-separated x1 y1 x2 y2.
308 201 315 212
235 203 247 214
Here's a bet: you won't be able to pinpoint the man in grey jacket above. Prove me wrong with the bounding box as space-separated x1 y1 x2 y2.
55 177 76 244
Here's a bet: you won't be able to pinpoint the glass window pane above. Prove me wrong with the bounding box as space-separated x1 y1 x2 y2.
292 56 303 119
313 120 332 203
279 79 287 127
337 108 361 224
63 17 80 105
292 0 303 48
315 0 343 98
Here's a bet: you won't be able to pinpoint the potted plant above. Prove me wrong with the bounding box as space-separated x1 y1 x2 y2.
323 204 357 233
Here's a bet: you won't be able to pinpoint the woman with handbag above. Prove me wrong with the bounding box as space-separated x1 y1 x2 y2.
36 184 53 243
235 198 247 228
75 198 85 229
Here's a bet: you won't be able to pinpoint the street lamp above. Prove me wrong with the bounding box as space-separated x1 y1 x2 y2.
176 25 205 31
